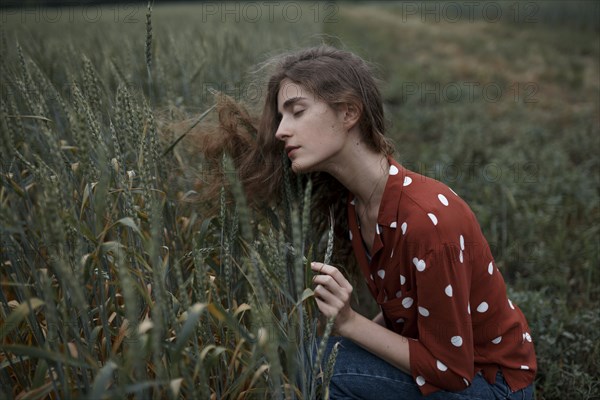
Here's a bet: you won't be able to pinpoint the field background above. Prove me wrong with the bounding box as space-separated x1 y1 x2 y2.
1 1 598 399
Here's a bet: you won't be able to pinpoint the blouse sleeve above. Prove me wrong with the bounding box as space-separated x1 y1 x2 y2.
407 238 475 394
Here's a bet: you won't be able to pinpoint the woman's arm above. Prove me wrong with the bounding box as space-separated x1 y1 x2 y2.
311 262 411 374
337 309 412 374
372 311 385 326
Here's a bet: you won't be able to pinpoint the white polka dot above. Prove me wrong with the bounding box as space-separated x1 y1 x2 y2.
492 336 502 344
416 376 425 386
350 198 356 205
459 235 465 251
418 306 430 317
389 165 399 175
520 365 530 370
444 284 453 297
401 222 407 235
370 274 373 281
463 378 470 387
525 332 532 342
427 213 438 225
451 336 463 347
436 360 448 371
376 224 381 234
402 297 414 308
400 275 406 285
403 176 412 186
459 250 464 263
396 290 402 298
349 230 353 240
488 262 494 275
508 299 515 310
390 221 397 228
477 302 489 313
467 303 471 314
396 318 404 324
412 257 426 272
390 249 394 258
438 194 449 206
377 269 385 279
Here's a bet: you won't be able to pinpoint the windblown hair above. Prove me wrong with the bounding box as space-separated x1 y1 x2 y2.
184 45 395 262
200 45 394 201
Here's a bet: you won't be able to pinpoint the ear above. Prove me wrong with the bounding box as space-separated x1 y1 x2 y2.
339 102 362 131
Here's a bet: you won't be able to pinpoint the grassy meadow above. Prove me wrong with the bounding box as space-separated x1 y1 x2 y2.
0 1 598 399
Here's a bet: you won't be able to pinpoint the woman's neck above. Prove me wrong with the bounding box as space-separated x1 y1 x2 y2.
323 136 390 215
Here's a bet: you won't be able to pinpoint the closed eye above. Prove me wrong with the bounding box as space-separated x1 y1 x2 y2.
294 110 305 117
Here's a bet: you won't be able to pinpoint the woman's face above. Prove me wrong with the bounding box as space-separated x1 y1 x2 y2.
275 79 348 174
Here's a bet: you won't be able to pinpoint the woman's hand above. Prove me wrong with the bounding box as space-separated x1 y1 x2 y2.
310 262 356 335
311 263 412 374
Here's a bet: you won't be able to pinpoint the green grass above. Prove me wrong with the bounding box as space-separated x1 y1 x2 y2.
1 1 599 399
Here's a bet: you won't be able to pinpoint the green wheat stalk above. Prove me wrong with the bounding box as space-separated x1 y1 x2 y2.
321 341 340 400
145 1 154 104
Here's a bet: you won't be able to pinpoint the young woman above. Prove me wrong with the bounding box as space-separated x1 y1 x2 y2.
208 45 536 399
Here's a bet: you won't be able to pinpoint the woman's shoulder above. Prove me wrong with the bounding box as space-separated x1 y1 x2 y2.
397 165 469 212
394 164 482 242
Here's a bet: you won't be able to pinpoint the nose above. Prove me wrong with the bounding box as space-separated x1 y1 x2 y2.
275 118 289 142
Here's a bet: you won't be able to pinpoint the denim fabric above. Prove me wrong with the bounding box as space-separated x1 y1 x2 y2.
321 337 534 400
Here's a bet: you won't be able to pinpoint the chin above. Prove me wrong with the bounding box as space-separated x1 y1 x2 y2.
291 160 311 174
290 162 303 173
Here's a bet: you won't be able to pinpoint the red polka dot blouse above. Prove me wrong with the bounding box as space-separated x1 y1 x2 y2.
347 157 537 395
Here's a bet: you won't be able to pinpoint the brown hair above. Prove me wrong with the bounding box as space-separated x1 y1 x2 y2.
183 45 395 258
202 45 395 203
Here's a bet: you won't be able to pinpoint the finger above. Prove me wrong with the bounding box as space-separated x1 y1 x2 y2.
314 276 350 304
313 284 345 309
311 262 336 277
313 274 341 292
314 296 338 319
311 262 353 291
313 283 337 303
310 262 324 272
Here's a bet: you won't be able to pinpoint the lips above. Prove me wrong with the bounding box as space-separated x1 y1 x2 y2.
285 146 300 157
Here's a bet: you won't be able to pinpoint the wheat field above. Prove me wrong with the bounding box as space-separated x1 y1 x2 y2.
0 2 598 399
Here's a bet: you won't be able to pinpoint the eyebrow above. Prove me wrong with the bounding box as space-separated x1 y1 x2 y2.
278 96 306 115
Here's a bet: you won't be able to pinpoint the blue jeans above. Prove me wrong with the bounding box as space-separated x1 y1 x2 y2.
320 337 534 400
